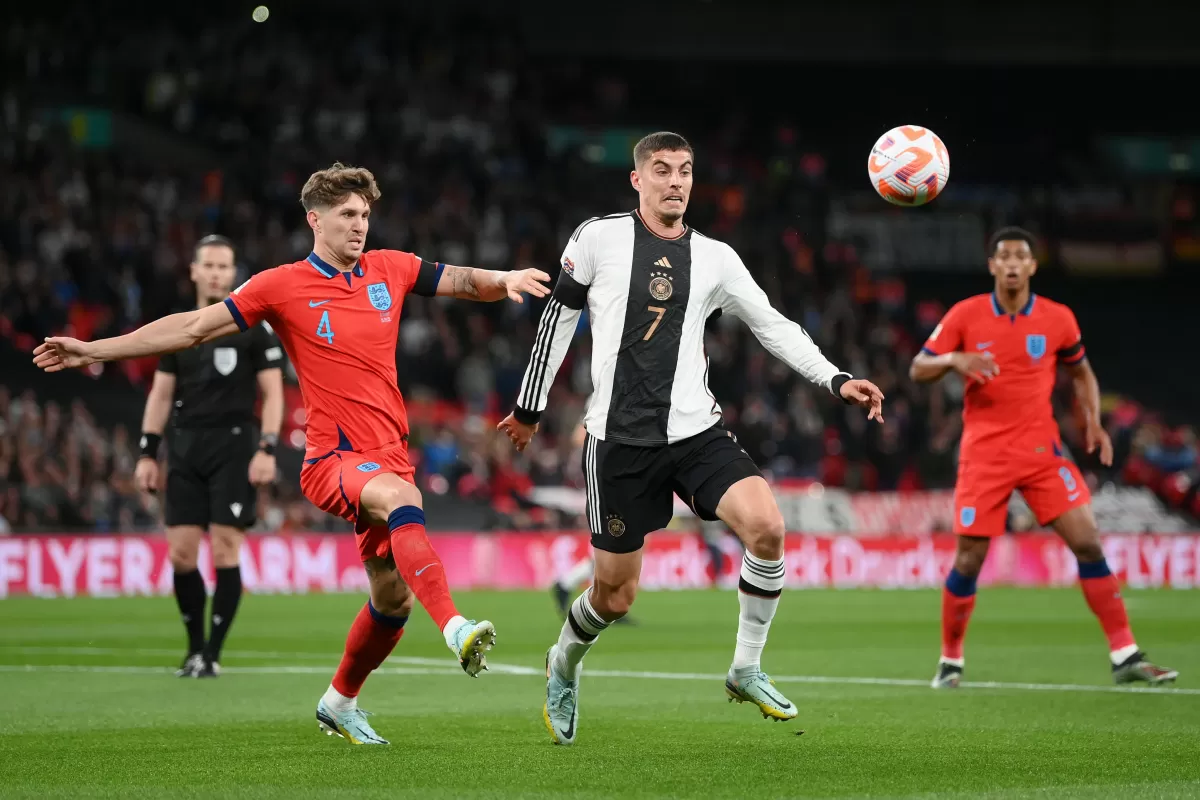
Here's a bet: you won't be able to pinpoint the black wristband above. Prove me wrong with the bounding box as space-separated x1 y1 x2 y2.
258 433 278 456
830 373 855 404
513 406 542 426
139 432 162 459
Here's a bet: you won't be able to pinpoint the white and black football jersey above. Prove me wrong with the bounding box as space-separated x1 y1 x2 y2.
514 210 850 445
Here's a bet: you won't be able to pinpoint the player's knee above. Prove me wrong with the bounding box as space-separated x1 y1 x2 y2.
210 530 243 568
740 509 786 559
1071 540 1105 564
363 479 422 520
953 554 984 579
372 583 414 618
953 543 989 578
596 592 635 620
590 580 638 621
169 546 199 573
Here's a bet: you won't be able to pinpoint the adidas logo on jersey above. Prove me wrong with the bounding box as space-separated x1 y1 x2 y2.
230 502 243 518
654 257 672 268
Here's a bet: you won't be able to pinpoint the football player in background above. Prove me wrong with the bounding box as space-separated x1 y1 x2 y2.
911 226 1177 688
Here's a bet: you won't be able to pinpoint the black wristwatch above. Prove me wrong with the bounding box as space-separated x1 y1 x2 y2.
139 432 162 459
258 433 279 456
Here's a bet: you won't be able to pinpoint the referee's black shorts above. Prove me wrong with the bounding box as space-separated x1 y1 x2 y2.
165 424 258 529
582 424 762 555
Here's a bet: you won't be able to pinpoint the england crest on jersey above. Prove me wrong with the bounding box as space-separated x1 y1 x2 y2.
367 282 392 311
1026 334 1047 360
213 347 237 376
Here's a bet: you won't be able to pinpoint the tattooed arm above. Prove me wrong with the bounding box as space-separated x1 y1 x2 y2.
434 265 551 303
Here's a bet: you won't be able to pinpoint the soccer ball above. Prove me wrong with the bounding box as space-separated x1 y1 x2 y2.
867 125 950 206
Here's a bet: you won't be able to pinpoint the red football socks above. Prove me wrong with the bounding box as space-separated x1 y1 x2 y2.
941 568 977 661
938 560 1135 664
388 506 459 631
1078 560 1135 652
941 590 977 660
331 602 406 698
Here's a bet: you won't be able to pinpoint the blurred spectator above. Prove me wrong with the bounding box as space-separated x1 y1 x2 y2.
0 389 155 531
422 427 462 481
1144 427 1197 475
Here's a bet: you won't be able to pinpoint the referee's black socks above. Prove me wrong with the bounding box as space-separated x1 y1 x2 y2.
172 569 207 656
204 566 243 664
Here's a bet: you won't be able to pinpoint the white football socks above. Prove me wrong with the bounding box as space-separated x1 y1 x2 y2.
441 615 468 649
554 590 610 680
732 552 786 670
321 684 356 713
1111 643 1140 666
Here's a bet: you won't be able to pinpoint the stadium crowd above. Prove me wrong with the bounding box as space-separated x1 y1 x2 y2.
1 11 1196 533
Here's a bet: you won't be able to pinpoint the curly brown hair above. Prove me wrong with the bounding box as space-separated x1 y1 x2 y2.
300 162 382 211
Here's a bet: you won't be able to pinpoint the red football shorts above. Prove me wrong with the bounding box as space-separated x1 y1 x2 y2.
953 454 1090 536
299 440 415 562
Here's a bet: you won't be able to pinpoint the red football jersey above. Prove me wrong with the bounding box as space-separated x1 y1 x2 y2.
225 250 442 457
922 293 1086 463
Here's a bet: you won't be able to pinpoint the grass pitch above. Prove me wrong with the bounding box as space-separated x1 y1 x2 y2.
1 587 1198 799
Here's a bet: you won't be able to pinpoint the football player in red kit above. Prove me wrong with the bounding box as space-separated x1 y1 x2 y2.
910 226 1177 689
33 163 552 743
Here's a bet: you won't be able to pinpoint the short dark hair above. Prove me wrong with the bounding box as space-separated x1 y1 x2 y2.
633 131 693 168
193 234 235 263
988 226 1036 256
301 162 382 211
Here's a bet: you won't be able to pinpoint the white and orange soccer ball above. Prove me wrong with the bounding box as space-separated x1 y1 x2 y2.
867 125 950 206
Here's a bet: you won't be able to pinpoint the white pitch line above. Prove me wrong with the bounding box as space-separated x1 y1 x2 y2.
386 655 537 675
383 657 1199 696
0 664 468 678
0 645 334 661
0 664 173 675
0 658 1195 697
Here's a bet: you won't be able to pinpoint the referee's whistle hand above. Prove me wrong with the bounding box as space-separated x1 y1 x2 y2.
134 458 160 495
839 379 886 424
497 413 538 452
248 452 277 486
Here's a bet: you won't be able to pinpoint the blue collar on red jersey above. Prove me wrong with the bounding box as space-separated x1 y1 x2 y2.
991 292 1036 317
308 251 363 280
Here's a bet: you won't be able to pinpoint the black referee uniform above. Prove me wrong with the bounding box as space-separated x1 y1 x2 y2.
158 322 283 528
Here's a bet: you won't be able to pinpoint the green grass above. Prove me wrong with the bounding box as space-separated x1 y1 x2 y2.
1 588 1198 799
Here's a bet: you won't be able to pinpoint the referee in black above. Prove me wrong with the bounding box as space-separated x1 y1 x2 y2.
134 235 285 678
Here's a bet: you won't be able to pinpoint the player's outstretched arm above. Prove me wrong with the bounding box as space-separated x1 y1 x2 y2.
435 265 551 303
32 302 240 372
719 252 884 421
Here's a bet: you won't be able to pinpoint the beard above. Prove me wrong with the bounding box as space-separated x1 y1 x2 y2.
657 202 686 222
